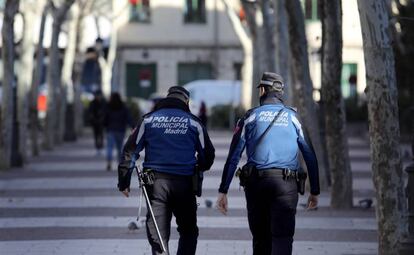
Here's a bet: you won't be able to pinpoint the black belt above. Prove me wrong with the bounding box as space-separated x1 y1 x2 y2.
256 168 297 179
153 171 192 180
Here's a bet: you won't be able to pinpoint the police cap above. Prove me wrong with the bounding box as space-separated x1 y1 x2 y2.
167 86 190 100
257 72 284 92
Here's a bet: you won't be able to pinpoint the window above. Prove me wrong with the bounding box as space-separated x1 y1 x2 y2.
303 0 320 21
129 0 151 23
234 63 242 80
178 63 212 85
184 0 206 23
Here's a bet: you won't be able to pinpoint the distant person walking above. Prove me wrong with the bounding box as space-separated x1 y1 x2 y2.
198 101 208 127
88 90 106 155
104 92 134 171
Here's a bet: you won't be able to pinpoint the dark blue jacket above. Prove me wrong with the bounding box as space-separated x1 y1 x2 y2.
218 95 320 195
118 98 215 191
104 105 134 133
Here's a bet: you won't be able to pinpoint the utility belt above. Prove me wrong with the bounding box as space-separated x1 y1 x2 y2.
142 167 204 197
236 165 308 195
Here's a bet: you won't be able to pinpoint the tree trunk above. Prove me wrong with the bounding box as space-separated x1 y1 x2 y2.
241 1 264 107
62 3 79 141
272 0 292 104
285 0 328 189
221 0 253 111
357 0 406 253
260 0 276 72
0 0 20 169
321 0 353 208
73 9 86 138
43 0 75 149
17 0 38 163
30 2 48 156
98 20 118 98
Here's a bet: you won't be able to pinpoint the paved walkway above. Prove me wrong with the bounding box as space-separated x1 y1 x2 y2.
0 131 378 254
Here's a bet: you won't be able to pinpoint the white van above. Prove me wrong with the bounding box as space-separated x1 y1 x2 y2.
183 80 241 115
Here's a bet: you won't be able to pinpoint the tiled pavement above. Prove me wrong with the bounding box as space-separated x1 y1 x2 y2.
0 131 378 254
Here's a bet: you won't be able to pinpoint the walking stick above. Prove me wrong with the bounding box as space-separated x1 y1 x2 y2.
135 166 167 253
137 188 143 221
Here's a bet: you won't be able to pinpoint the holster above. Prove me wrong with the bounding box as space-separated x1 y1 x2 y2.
296 168 307 195
142 168 155 186
192 165 204 197
236 164 255 187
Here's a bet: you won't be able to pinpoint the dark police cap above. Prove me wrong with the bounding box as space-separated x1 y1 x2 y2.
167 86 190 100
257 72 284 92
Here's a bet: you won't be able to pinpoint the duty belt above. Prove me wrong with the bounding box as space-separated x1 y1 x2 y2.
152 170 192 180
257 168 297 180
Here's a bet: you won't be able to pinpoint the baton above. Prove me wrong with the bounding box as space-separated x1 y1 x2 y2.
135 166 166 253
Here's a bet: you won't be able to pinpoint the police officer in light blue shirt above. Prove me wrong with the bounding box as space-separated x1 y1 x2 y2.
216 72 320 255
118 86 215 255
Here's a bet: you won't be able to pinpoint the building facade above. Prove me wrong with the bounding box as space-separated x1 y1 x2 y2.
113 0 243 99
113 0 365 102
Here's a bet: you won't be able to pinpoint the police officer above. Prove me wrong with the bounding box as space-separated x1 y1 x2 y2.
118 86 215 255
216 72 320 255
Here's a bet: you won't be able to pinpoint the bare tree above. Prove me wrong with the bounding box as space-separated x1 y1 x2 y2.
272 0 291 104
260 0 276 72
43 0 75 149
241 1 265 107
357 0 406 253
320 0 353 208
285 0 328 189
72 0 93 138
0 0 20 169
30 1 48 156
222 0 253 110
61 2 80 141
17 0 39 162
97 18 116 97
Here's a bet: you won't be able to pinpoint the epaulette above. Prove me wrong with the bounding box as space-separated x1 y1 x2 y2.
285 105 297 112
244 106 259 118
142 111 153 118
189 113 203 123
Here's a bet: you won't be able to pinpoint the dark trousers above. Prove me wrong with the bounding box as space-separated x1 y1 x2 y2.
92 124 104 150
244 172 298 255
146 173 198 255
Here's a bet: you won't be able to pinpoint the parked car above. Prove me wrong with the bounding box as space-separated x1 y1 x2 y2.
183 80 241 115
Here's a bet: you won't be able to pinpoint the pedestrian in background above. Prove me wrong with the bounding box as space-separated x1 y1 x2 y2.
88 90 106 156
216 72 320 255
104 92 134 171
198 101 208 127
118 86 215 255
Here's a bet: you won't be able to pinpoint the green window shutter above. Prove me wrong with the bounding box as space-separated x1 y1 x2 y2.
126 63 157 99
178 63 213 86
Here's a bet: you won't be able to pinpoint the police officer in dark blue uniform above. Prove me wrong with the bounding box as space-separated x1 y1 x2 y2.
216 72 320 255
118 86 215 255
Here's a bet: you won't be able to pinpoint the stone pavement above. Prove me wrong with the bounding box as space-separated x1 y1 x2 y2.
0 131 378 254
